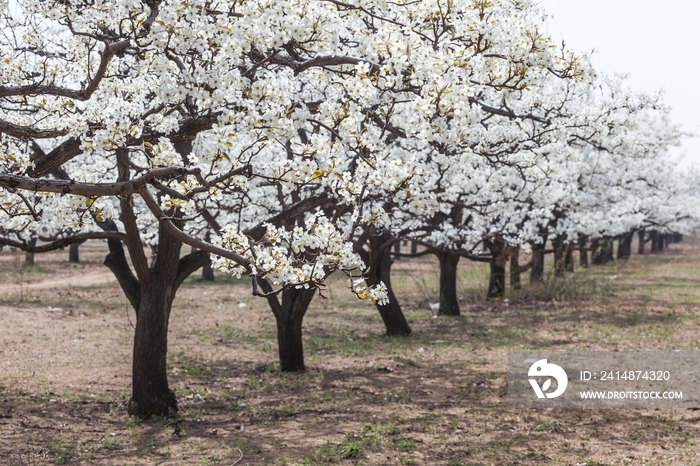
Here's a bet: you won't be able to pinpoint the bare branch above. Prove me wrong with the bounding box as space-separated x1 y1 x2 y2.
0 231 126 253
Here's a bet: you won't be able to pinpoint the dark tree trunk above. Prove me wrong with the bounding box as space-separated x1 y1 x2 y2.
486 237 508 298
393 241 401 260
510 246 521 290
436 251 460 316
638 230 646 255
25 237 37 265
272 287 316 372
364 231 411 336
617 231 634 260
129 281 177 418
410 241 418 254
530 237 547 284
201 262 214 281
651 231 661 253
552 236 568 277
565 244 574 273
590 239 600 262
673 234 683 243
68 242 81 263
579 234 589 268
592 237 614 265
104 147 210 419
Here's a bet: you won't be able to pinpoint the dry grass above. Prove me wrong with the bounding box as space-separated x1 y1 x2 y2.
1 237 700 465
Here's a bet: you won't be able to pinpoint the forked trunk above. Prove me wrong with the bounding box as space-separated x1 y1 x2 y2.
436 251 460 316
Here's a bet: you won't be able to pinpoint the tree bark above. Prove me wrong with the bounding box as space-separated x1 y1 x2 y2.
436 251 460 316
68 242 81 263
128 280 177 418
393 241 401 260
510 246 521 290
651 231 661 253
274 287 316 372
530 237 547 284
592 237 614 265
25 237 37 265
552 236 567 277
364 231 411 336
590 239 600 262
565 244 574 273
485 237 508 298
201 262 215 281
579 234 589 268
617 231 634 260
638 230 646 255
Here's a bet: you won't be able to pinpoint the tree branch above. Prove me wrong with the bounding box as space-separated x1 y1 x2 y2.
0 231 126 253
1 166 202 197
138 186 251 270
0 40 130 101
173 249 211 292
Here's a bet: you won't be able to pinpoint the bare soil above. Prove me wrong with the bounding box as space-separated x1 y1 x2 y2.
1 239 700 465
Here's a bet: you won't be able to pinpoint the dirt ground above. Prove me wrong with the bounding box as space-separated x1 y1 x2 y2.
1 238 700 465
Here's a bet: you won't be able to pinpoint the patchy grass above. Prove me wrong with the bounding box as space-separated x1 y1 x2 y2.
1 237 700 464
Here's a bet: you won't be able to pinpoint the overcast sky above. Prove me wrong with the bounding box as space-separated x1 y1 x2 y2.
540 0 700 168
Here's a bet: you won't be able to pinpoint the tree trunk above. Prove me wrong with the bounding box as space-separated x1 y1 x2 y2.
590 239 600 262
579 234 589 268
510 246 521 290
592 237 614 265
25 237 36 265
565 244 574 273
651 231 660 253
393 241 401 260
552 236 567 277
638 230 646 255
530 237 547 284
273 287 316 372
617 231 634 260
410 241 418 254
365 232 411 336
436 251 460 316
486 237 508 298
68 243 80 263
128 281 177 418
201 262 214 281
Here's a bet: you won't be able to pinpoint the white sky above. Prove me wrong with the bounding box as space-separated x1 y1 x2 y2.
540 0 700 168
